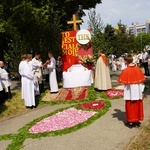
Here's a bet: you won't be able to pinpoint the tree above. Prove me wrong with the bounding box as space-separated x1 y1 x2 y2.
136 33 150 51
87 9 105 56
114 23 129 56
0 0 103 72
103 24 115 54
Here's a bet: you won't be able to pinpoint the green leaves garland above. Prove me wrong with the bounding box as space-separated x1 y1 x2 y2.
0 85 111 149
0 101 111 150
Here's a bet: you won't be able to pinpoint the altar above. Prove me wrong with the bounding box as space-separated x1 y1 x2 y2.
63 64 93 88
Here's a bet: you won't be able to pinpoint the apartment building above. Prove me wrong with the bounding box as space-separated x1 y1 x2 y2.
127 20 150 36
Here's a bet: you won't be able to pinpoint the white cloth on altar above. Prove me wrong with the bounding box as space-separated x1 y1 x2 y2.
123 83 145 101
67 64 88 72
47 57 58 92
63 64 93 88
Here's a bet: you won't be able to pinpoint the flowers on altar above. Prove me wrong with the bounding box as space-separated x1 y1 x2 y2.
29 107 96 134
79 55 95 66
105 90 124 98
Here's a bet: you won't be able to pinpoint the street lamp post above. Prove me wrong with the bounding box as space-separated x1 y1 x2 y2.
141 35 142 50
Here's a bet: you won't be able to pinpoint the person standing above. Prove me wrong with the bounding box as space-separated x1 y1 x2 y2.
0 69 5 103
56 56 63 83
0 61 12 100
21 55 35 108
32 53 43 94
142 48 149 76
118 54 145 127
94 50 112 90
19 54 27 99
112 58 117 72
47 52 58 94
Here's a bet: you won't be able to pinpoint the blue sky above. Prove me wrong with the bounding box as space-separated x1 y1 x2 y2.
81 0 150 29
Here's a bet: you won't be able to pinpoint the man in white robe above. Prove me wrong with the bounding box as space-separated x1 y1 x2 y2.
32 53 43 94
0 61 12 99
47 52 58 93
19 54 27 99
0 70 5 103
21 57 35 108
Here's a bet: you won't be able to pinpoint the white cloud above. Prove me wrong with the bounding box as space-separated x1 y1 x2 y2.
81 0 150 29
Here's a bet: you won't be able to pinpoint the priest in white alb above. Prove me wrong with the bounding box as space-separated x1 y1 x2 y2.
21 55 35 108
19 54 27 99
94 50 112 90
47 52 58 94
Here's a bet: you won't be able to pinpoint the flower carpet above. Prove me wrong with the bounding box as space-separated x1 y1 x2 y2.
0 85 112 150
29 107 96 133
105 90 124 98
78 101 105 110
0 100 111 150
99 85 124 99
42 87 88 102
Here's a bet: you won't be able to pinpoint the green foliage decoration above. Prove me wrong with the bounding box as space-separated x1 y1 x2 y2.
0 84 111 150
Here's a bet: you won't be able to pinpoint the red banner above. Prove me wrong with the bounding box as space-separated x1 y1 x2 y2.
61 30 78 71
61 30 93 71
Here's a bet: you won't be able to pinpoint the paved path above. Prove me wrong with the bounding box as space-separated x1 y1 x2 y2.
0 73 150 150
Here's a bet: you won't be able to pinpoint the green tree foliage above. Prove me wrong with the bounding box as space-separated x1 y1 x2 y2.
136 33 150 51
87 12 143 57
87 9 105 57
103 24 115 54
114 23 129 55
0 0 102 72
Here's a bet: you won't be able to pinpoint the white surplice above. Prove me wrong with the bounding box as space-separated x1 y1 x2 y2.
0 70 3 91
19 60 26 99
22 61 35 107
47 57 58 92
32 57 43 84
28 61 40 95
124 83 145 101
0 68 11 92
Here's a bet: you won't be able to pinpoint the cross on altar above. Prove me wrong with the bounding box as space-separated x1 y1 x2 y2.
67 14 82 30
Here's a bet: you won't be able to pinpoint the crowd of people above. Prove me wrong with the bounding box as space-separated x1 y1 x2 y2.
0 47 149 128
18 52 62 109
108 48 150 76
94 49 147 128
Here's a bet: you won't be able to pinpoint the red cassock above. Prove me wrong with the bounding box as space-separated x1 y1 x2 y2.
125 100 143 123
118 65 146 123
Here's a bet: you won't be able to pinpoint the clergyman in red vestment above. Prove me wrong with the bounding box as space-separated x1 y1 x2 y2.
118 54 146 127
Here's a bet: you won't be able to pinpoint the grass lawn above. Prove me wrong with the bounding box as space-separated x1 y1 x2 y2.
129 121 150 150
0 90 46 121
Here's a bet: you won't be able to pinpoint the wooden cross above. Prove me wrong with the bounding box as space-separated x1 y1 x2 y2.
67 14 82 30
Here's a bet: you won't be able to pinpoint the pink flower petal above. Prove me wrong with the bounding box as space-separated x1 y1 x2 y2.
105 90 124 98
29 108 96 134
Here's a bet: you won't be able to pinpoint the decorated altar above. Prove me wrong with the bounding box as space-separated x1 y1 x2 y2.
60 14 94 88
63 64 93 88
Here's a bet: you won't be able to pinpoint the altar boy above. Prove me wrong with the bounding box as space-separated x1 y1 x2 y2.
118 54 145 127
